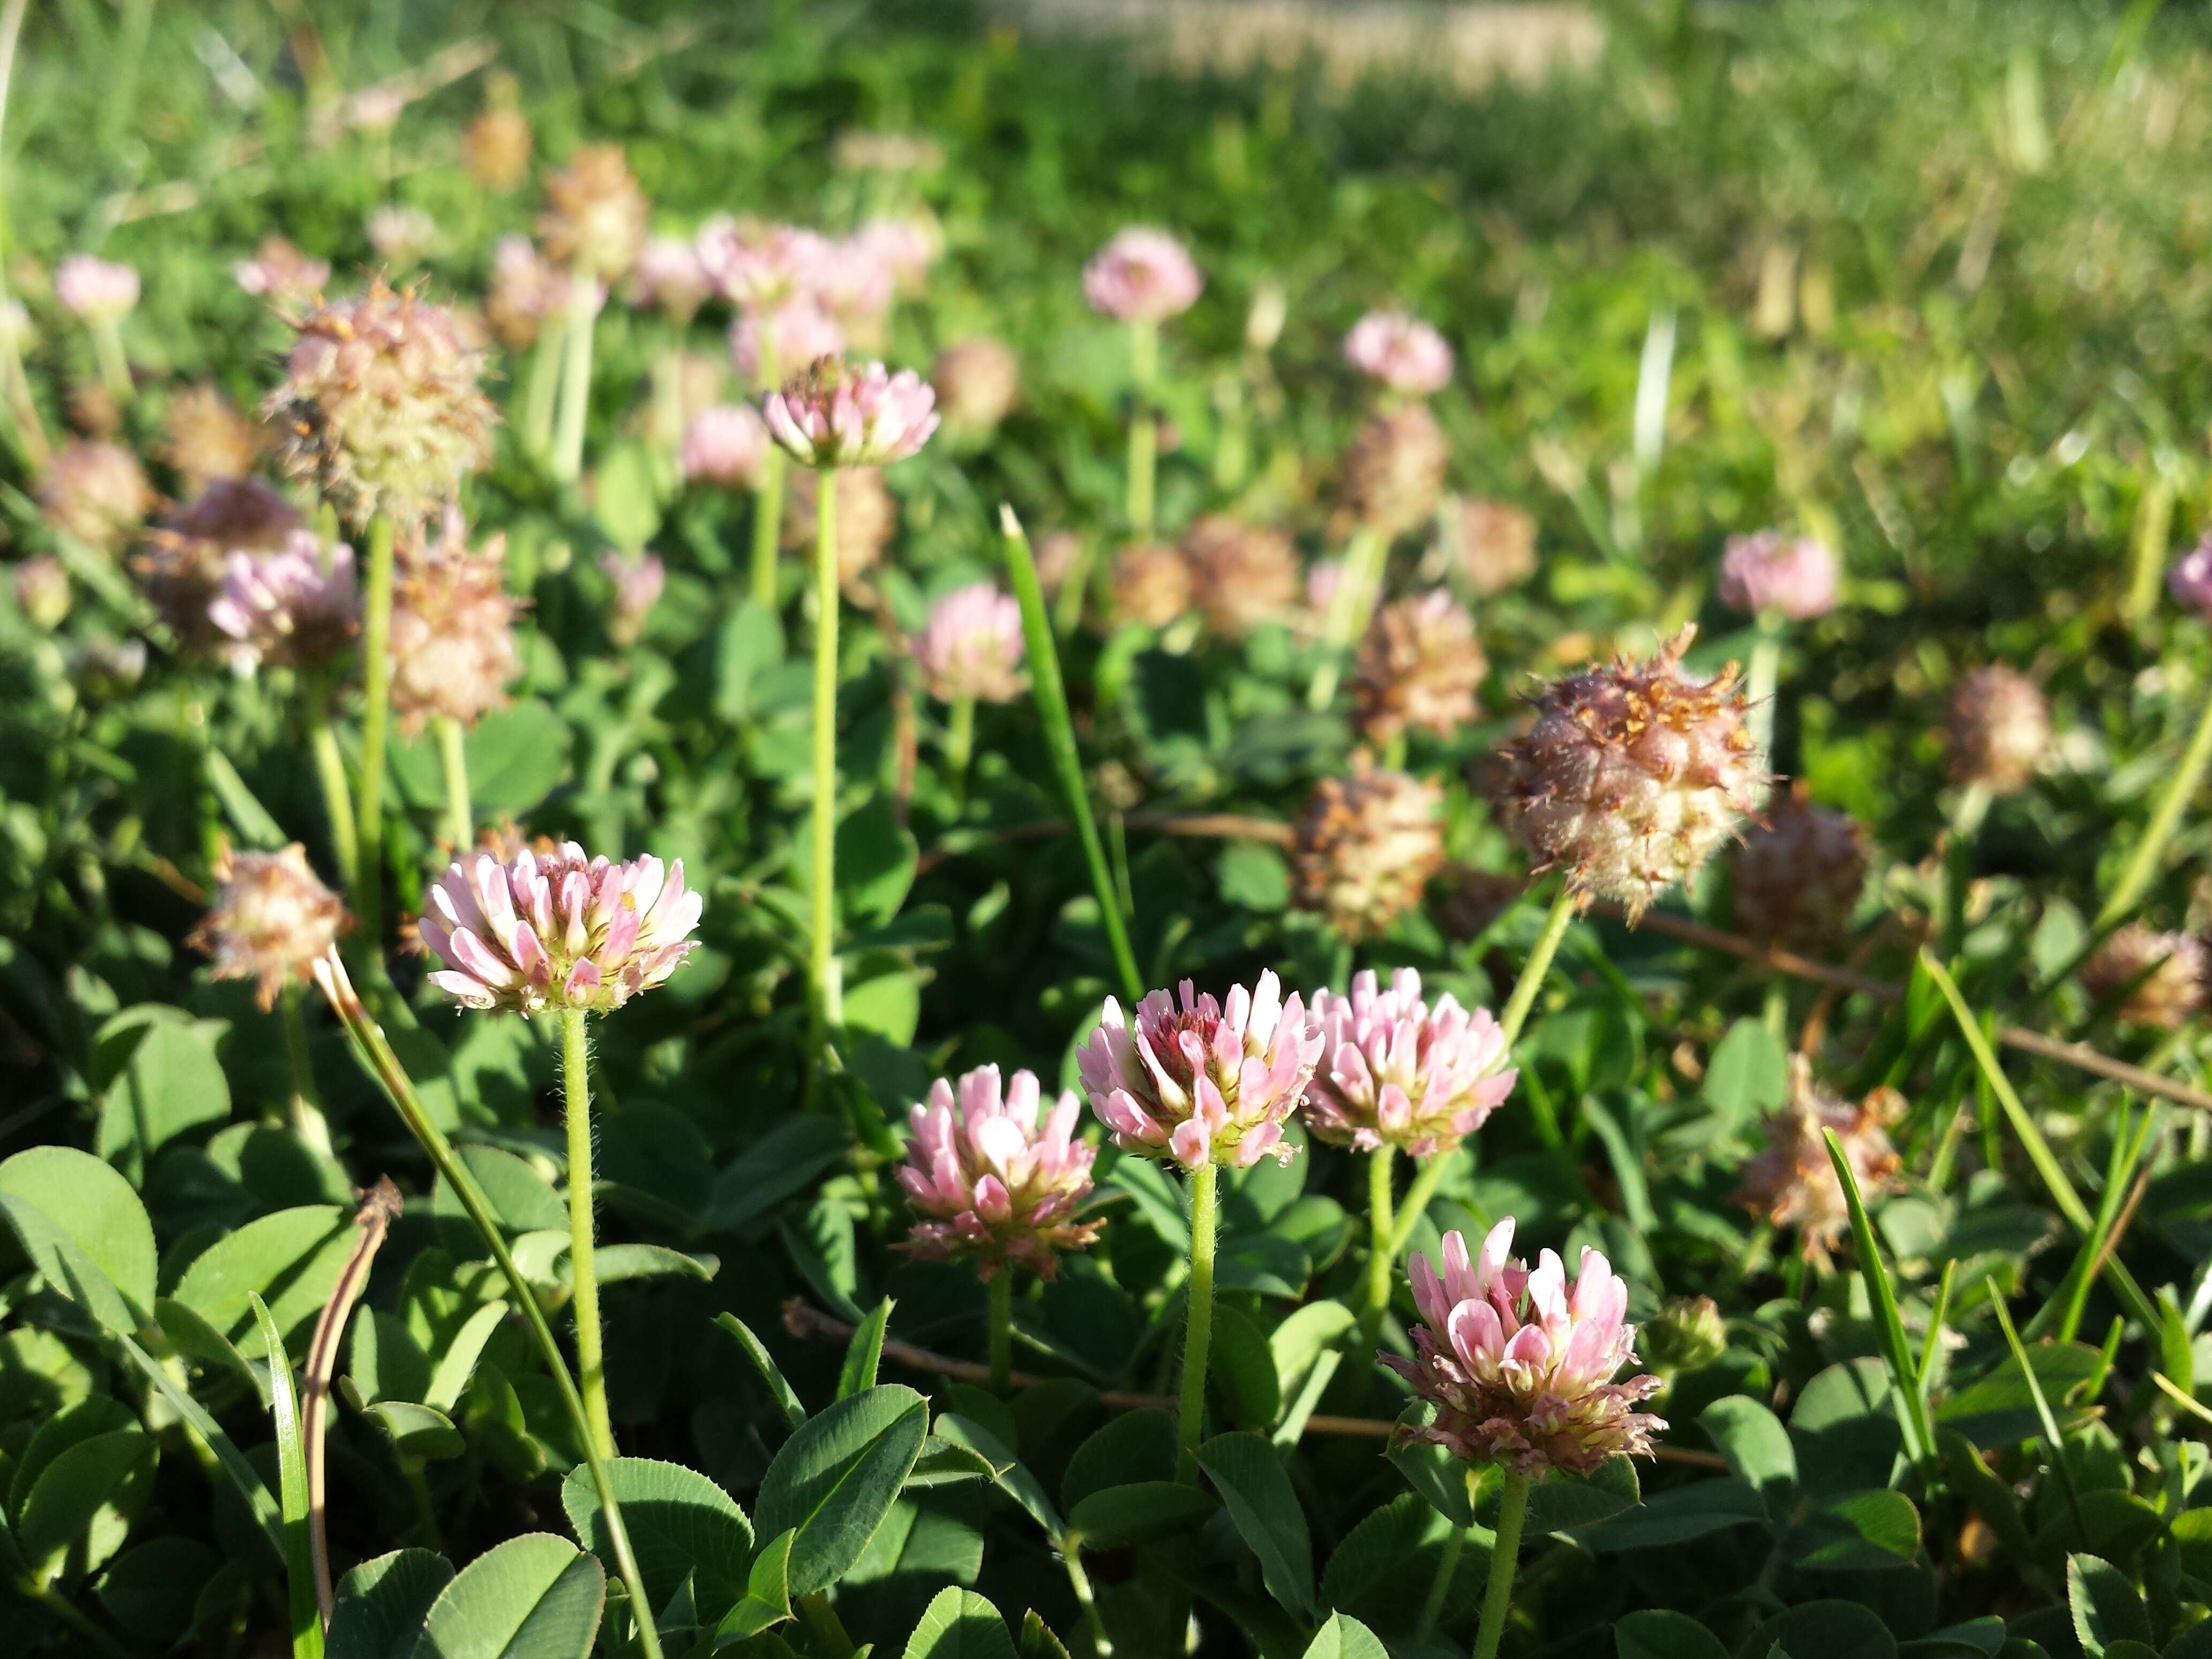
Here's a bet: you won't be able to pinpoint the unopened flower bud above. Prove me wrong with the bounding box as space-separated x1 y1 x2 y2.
1733 1058 1902 1267
1353 590 1485 744
2083 924 2207 1029
190 843 350 1008
1731 782 1869 952
1486 626 1761 920
1639 1296 1728 1373
1947 666 2048 795
1292 760 1445 940
1182 515 1299 639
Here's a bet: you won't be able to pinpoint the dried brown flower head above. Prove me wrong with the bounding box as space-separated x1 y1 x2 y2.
1948 666 2049 795
2082 924 2208 1029
163 383 265 495
1108 542 1194 630
134 478 304 654
1731 782 1870 952
1733 1058 1902 1269
388 513 521 734
1182 515 1301 639
1353 589 1485 743
1292 760 1445 940
190 843 350 1009
1340 403 1447 540
538 144 648 279
786 467 897 596
40 440 154 551
1446 496 1538 597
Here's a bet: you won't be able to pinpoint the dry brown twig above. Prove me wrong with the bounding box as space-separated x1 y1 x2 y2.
780 1299 1727 1469
304 1179 403 1625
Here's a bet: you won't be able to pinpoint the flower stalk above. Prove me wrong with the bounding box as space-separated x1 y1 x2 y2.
750 336 783 611
2098 674 2212 928
279 984 333 1157
1363 1146 1396 1352
809 460 844 1080
435 714 472 854
988 1269 1014 1395
1126 318 1158 539
1307 523 1386 709
559 1006 615 1459
1471 1470 1531 1659
552 276 598 484
1176 1160 1220 1483
309 951 664 1659
353 514 397 944
303 682 357 895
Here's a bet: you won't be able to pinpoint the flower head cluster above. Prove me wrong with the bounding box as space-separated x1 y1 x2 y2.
1947 665 2048 795
1353 591 1486 744
1182 516 1300 639
1082 228 1203 324
136 480 302 653
913 583 1027 704
367 205 438 267
2169 536 2212 618
55 255 139 323
1447 497 1538 597
932 337 1022 437
1109 541 1194 629
1486 627 1762 920
210 532 359 675
484 236 592 349
162 383 265 494
681 404 771 489
1339 403 1448 539
461 96 533 192
630 236 712 323
730 300 844 385
1717 530 1839 621
764 358 938 469
1733 1058 1902 1268
1343 310 1453 397
1078 971 1323 1170
266 278 495 528
696 220 834 311
189 843 350 1009
418 844 703 1015
40 440 153 551
1386 1220 1665 1476
234 236 331 306
2083 924 2208 1029
537 144 649 279
1731 783 1869 951
898 1065 1101 1280
852 216 939 296
600 550 666 647
1292 761 1445 940
1306 969 1517 1156
387 513 519 733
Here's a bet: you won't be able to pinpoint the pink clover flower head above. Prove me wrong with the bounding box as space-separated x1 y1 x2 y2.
630 235 714 322
1077 970 1323 1170
729 299 845 386
1082 227 1202 324
1385 1219 1667 1476
1305 968 1517 1156
851 216 940 295
55 255 140 323
696 218 834 310
366 205 438 265
897 1065 1101 1280
599 549 666 645
2170 535 2212 618
1717 530 1839 621
681 403 771 489
209 530 359 675
764 357 938 469
234 236 331 305
1343 310 1454 396
418 844 703 1016
815 238 899 329
913 582 1026 704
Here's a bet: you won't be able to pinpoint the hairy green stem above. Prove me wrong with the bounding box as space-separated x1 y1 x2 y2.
559 1007 615 1460
1059 1544 1111 1658
1413 1481 1469 1643
354 515 397 947
1362 1146 1396 1353
1389 886 1577 1258
1176 1162 1220 1483
523 322 564 461
309 953 663 1659
808 464 843 1096
988 1269 1014 1395
945 694 975 805
93 315 132 403
2098 673 2212 928
1000 506 1145 1004
1126 319 1158 538
1472 1470 1531 1659
1308 523 1387 709
435 714 472 854
552 277 598 484
305 686 357 887
279 985 332 1156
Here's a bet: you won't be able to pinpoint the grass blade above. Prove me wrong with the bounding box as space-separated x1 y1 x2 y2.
1986 1278 2086 1545
1919 951 2161 1334
251 1294 325 1658
1000 503 1144 1006
1822 1127 1938 1483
